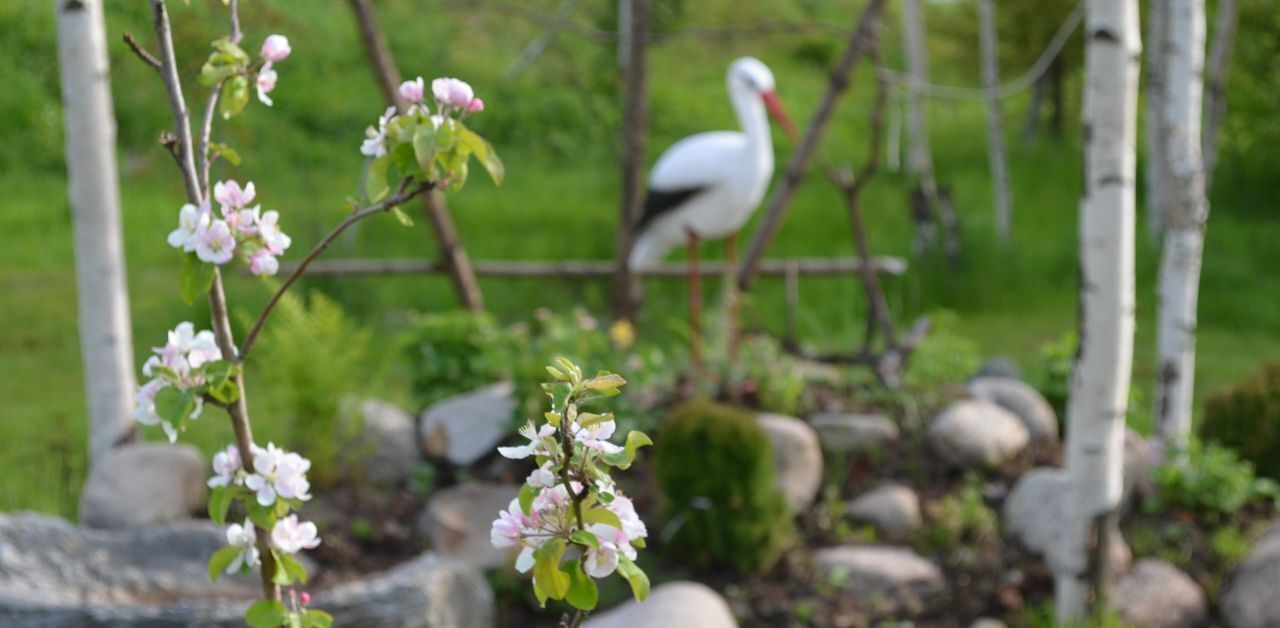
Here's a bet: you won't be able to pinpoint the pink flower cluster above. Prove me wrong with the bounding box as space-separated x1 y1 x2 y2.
167 179 291 275
220 514 320 576
208 443 320 575
360 76 484 158
491 484 647 578
256 34 291 106
134 322 223 442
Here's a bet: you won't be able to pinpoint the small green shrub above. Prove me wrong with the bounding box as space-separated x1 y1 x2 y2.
254 290 373 486
903 311 981 389
1146 437 1279 517
727 334 808 416
920 473 998 553
1201 361 1280 480
402 310 514 406
654 401 794 574
1028 331 1076 418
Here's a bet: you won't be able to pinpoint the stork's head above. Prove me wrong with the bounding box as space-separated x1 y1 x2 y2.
728 57 798 142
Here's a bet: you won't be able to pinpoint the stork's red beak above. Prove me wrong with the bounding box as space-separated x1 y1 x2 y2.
761 90 798 143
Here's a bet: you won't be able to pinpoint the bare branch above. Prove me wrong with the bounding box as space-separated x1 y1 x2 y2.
149 0 202 204
198 83 223 195
228 0 243 44
238 179 436 359
122 33 162 73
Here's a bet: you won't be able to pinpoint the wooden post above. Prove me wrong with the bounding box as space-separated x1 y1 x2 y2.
612 0 649 322
737 0 885 291
346 0 485 311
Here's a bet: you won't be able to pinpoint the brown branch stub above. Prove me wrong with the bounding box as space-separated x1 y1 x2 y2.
122 33 162 72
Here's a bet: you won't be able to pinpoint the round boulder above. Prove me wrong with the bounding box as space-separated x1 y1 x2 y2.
78 442 206 529
1222 521 1280 628
812 545 944 614
1003 467 1132 578
967 377 1059 446
809 413 900 455
756 413 824 513
973 356 1024 381
419 383 516 467
1111 559 1207 628
343 398 420 485
927 400 1029 469
416 483 520 570
846 484 922 536
583 581 736 628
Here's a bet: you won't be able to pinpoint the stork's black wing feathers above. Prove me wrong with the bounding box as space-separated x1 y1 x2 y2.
634 186 708 233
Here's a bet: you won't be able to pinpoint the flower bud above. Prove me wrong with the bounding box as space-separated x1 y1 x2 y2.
399 77 425 104
466 98 485 113
261 34 291 62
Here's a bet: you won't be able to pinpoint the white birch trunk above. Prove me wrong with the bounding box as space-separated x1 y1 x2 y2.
1202 0 1237 191
1054 0 1140 620
1144 0 1168 240
53 0 137 468
1154 0 1207 449
899 0 937 200
979 0 1012 245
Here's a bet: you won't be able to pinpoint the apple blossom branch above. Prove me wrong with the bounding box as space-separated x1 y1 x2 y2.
238 177 436 360
122 33 162 73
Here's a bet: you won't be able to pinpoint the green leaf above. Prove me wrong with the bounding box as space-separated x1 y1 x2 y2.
563 559 599 611
154 387 195 425
245 599 288 628
273 551 308 585
577 412 614 428
532 577 549 607
199 62 240 87
533 539 570 601
207 378 240 404
207 485 235 525
519 483 539 516
207 545 241 582
600 431 653 470
583 373 626 395
208 141 241 166
221 75 250 119
211 37 251 65
570 529 600 548
542 382 573 413
435 117 458 152
459 126 505 185
616 556 650 602
365 154 391 202
179 252 215 304
412 124 439 174
582 507 622 529
303 610 333 628
248 504 276 532
391 206 414 227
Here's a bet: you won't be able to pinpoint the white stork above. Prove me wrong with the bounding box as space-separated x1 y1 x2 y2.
627 56 796 374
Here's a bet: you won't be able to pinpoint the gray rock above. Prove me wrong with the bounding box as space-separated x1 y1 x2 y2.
344 398 421 485
756 413 824 513
1222 521 1280 628
419 382 516 467
0 512 493 627
1111 559 1206 628
927 401 1029 469
974 357 1023 381
416 483 520 569
812 545 944 613
846 484 922 536
78 442 206 529
1003 467 1132 578
971 620 1007 628
1124 428 1160 506
583 581 736 628
967 377 1059 446
809 413 900 455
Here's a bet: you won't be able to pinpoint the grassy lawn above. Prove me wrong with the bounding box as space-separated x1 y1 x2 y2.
3 0 1277 517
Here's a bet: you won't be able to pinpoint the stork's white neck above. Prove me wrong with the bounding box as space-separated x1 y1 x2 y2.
730 83 772 156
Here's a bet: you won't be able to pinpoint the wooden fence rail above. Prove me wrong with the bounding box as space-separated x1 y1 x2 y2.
277 256 907 280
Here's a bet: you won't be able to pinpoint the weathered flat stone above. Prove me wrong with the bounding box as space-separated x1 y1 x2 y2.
927 400 1029 469
1111 559 1207 628
809 413 900 455
343 398 421 485
846 484 921 536
416 483 520 570
812 545 943 613
1223 521 1280 628
756 413 824 512
967 377 1059 446
583 581 736 628
419 383 516 467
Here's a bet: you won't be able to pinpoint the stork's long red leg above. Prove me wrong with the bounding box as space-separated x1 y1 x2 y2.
726 231 740 364
687 228 703 384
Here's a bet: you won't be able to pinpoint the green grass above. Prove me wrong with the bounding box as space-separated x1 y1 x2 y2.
3 0 1278 517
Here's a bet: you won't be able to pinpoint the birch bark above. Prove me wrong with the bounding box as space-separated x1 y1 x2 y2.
899 0 938 202
1154 0 1208 449
53 0 137 467
1202 0 1237 190
979 0 1012 245
1144 0 1168 239
1054 0 1140 620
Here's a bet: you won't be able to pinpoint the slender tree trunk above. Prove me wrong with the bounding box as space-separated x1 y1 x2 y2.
346 0 485 311
1054 0 1140 621
53 0 137 468
1145 0 1169 240
1201 0 1237 191
612 0 649 322
1049 58 1065 139
1154 0 1208 450
979 0 1012 245
899 0 938 203
1022 74 1047 144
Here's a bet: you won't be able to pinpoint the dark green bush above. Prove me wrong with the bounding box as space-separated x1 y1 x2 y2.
1146 437 1278 518
1201 361 1280 480
654 401 793 574
402 311 514 406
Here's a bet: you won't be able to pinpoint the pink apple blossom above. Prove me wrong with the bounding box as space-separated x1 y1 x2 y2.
195 219 235 264
399 77 425 104
214 179 256 212
498 422 558 460
466 98 484 114
360 106 397 157
271 515 321 554
573 419 624 454
133 379 167 428
255 210 292 255
225 519 261 573
256 64 278 106
260 34 291 63
249 249 279 276
167 201 211 251
167 322 222 369
431 77 474 110
208 444 243 488
245 443 312 506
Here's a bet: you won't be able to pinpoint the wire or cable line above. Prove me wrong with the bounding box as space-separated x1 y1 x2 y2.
880 1 1083 101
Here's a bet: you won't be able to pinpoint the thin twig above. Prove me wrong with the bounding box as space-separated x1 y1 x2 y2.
228 0 243 44
122 33 162 72
238 179 435 359
150 0 202 204
198 83 223 195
